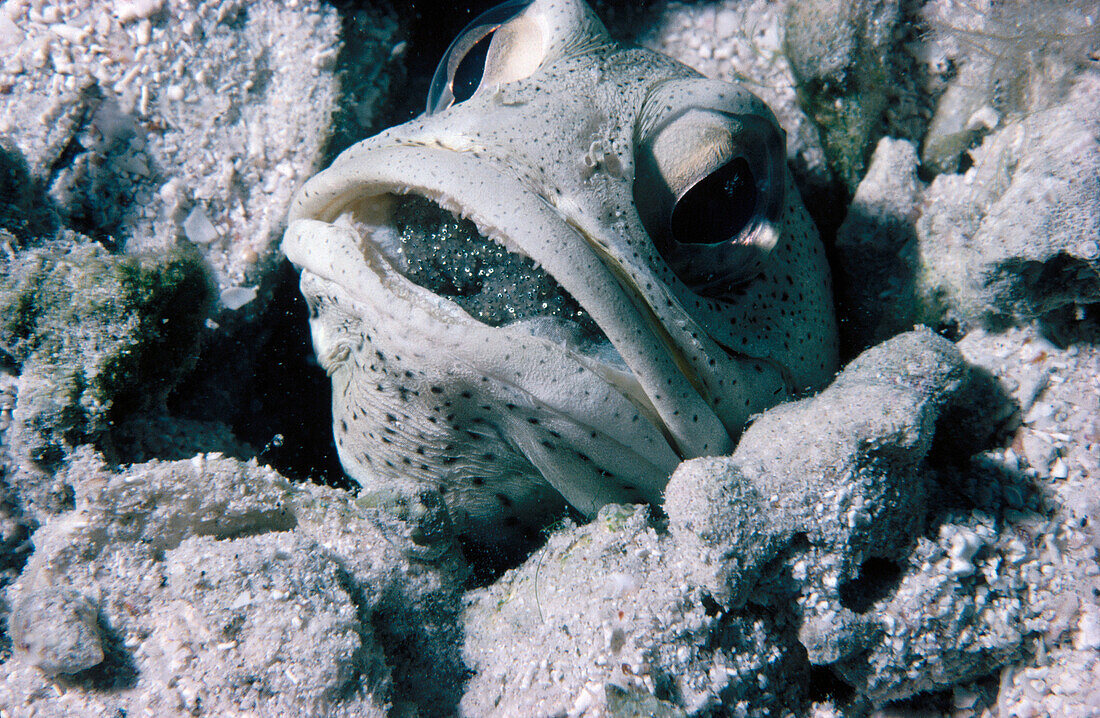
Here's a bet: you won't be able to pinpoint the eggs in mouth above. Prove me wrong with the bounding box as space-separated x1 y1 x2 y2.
339 192 625 370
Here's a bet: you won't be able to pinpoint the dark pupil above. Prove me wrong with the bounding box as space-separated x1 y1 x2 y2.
452 31 496 104
670 157 757 246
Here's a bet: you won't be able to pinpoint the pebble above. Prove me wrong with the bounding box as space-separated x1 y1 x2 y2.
945 526 984 577
114 0 164 23
1020 430 1055 470
183 205 219 244
1016 368 1050 411
1076 608 1100 650
715 9 738 37
10 587 105 676
221 286 258 310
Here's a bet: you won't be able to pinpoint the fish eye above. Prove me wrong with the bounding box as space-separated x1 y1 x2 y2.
670 156 758 247
426 0 541 115
634 105 786 297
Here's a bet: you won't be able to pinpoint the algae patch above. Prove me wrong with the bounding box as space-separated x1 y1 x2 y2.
0 234 213 465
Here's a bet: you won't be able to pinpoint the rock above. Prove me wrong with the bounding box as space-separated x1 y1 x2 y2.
920 62 1002 176
996 647 1100 717
783 0 913 191
606 683 688 718
835 514 1022 703
463 329 1024 713
161 532 377 715
0 0 374 294
916 73 1100 329
950 324 1100 716
0 0 405 299
834 138 926 349
10 586 103 676
0 236 212 513
919 0 1099 174
661 456 786 610
0 142 54 242
835 73 1100 339
667 329 976 670
672 328 1038 705
461 503 806 717
0 450 466 717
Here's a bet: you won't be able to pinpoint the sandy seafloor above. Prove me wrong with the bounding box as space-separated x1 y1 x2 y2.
0 0 1098 716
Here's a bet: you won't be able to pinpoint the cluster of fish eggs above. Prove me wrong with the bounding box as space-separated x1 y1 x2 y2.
390 194 602 339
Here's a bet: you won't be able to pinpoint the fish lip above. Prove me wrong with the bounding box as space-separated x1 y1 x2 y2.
287 212 607 357
285 191 619 365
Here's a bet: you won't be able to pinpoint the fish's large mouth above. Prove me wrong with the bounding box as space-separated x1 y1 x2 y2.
284 141 739 461
331 191 628 370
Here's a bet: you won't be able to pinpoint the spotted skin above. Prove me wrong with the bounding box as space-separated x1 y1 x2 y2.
284 0 838 544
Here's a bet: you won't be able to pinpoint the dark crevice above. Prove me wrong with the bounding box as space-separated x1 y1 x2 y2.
170 261 348 489
366 581 468 717
808 663 854 704
838 557 904 614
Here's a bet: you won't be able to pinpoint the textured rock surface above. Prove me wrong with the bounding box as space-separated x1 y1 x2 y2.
919 0 1100 175
462 330 1034 714
0 0 398 297
0 451 466 717
667 329 1022 704
462 503 805 717
782 0 918 192
836 71 1099 344
916 73 1100 328
1 1 1098 716
0 234 213 516
666 329 972 605
952 327 1100 717
9 586 103 676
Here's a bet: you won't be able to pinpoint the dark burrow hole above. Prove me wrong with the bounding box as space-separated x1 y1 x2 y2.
886 687 955 713
808 664 854 704
457 505 582 587
235 264 350 488
837 556 903 614
171 261 349 490
459 536 539 586
1039 300 1100 346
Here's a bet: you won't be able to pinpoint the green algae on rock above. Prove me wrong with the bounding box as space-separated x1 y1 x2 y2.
0 235 213 468
783 0 911 193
